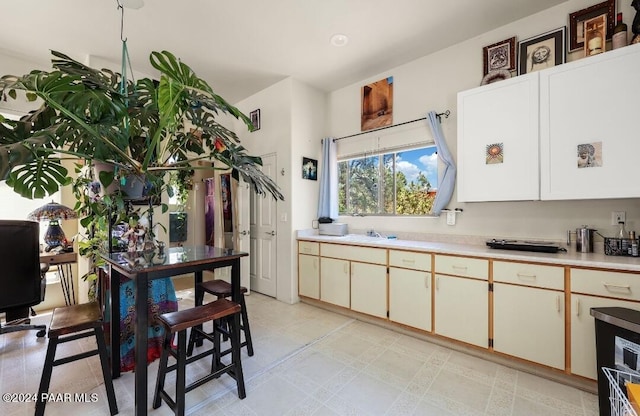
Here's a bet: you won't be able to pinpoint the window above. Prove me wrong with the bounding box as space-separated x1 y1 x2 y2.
338 145 437 215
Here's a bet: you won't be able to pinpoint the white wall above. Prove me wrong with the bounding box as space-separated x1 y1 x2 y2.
326 0 640 243
234 78 325 303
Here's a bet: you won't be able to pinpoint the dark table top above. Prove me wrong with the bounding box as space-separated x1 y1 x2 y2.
102 245 248 278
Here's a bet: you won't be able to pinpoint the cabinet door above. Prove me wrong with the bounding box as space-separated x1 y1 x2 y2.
350 262 387 318
434 274 488 348
571 294 640 379
540 44 640 200
389 267 431 331
494 283 564 369
457 72 539 201
320 257 350 308
298 254 319 299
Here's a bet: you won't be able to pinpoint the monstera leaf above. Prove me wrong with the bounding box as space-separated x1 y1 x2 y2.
0 50 283 202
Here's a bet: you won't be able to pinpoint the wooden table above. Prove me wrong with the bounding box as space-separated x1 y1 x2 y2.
102 246 248 416
40 251 77 305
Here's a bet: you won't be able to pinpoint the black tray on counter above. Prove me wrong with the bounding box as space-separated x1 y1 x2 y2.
486 239 565 253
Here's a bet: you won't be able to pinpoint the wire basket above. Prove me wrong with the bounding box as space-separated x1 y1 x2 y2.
603 367 640 416
604 238 640 257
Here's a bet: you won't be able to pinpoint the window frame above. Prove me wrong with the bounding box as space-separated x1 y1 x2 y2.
338 142 438 217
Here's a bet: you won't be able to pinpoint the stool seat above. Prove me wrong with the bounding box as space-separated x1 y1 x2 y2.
195 279 254 357
200 279 247 296
36 301 118 416
154 298 246 416
48 301 104 337
159 299 241 333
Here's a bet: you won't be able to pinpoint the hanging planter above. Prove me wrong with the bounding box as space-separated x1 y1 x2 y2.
92 162 147 200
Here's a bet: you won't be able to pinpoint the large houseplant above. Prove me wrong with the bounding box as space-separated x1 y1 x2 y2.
0 50 284 294
0 49 283 202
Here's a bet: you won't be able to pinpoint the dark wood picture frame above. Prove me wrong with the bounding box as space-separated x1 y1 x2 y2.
568 0 615 51
518 27 566 75
482 36 516 76
250 109 260 132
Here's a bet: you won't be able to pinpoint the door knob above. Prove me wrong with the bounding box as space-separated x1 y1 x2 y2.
267 230 276 236
240 230 248 236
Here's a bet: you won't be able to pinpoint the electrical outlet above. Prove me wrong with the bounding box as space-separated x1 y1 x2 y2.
611 211 626 226
446 211 456 226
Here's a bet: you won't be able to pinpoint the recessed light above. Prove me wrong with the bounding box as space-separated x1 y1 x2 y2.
330 34 349 47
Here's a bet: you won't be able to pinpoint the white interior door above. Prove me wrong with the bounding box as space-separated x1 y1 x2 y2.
236 178 251 291
249 153 277 297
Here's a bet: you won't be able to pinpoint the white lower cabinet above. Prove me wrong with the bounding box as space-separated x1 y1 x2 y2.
492 260 565 369
493 284 564 369
298 254 319 299
389 267 431 331
320 257 350 308
570 294 640 379
434 274 488 348
434 255 488 348
570 267 640 379
298 241 320 299
351 262 387 318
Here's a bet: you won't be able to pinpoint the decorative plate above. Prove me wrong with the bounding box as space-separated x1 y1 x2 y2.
481 69 511 86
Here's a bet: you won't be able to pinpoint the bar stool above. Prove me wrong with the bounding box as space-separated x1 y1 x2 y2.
192 279 254 357
153 298 246 416
35 302 118 416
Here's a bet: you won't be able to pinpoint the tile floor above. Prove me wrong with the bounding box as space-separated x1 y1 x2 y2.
0 289 600 416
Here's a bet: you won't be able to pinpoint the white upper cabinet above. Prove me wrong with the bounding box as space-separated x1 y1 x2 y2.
457 72 540 202
540 43 640 200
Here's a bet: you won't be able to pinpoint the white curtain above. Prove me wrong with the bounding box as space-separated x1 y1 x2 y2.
426 111 456 215
317 137 338 220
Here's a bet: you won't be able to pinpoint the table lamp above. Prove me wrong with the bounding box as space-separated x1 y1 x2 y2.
27 201 78 251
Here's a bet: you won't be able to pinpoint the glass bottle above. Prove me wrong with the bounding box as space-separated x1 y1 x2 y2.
619 221 628 252
613 12 629 49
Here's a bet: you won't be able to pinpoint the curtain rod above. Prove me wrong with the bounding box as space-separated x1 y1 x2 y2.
333 110 450 142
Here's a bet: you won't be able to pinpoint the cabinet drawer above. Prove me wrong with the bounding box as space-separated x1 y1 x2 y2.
299 241 319 255
571 268 640 299
434 255 488 280
389 250 431 271
320 243 386 265
493 261 564 290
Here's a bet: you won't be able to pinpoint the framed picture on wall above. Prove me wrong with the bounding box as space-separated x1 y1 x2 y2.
250 109 260 131
361 76 393 132
518 27 566 75
583 14 607 56
568 0 614 52
302 157 318 180
482 36 516 76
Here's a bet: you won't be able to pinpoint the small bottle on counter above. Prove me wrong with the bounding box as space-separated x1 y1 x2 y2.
631 231 638 256
619 221 628 252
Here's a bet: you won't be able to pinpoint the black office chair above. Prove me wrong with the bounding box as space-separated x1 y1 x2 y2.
0 220 47 337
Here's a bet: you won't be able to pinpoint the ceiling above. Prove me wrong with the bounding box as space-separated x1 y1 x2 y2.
0 0 566 104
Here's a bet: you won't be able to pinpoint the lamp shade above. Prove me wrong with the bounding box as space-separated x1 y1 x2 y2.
27 202 78 250
27 202 78 221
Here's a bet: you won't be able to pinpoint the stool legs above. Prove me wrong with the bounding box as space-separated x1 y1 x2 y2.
188 289 254 357
95 327 119 414
36 326 118 416
238 295 254 357
35 336 58 416
154 307 245 416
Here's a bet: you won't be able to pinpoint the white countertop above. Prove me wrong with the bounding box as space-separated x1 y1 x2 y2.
297 232 640 272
